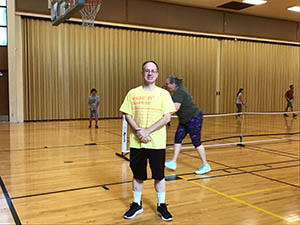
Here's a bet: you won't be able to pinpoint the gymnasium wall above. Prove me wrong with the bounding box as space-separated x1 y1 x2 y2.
22 18 218 120
15 0 300 43
0 47 8 70
0 47 9 116
22 18 300 120
220 40 300 113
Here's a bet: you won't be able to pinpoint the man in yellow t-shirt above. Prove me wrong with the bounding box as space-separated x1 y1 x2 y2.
120 61 175 222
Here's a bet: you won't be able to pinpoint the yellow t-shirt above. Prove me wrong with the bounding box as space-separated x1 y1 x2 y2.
120 86 176 149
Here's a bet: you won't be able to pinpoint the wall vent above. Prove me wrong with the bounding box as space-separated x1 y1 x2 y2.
217 1 253 10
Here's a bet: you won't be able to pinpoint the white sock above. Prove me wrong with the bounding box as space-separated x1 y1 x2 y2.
133 191 142 205
157 192 165 205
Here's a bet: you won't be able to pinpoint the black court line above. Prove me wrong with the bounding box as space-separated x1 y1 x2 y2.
172 159 298 177
246 145 300 158
11 181 132 200
165 159 300 177
209 159 300 188
84 143 97 146
182 151 300 188
180 150 299 169
11 159 299 200
264 164 273 168
0 176 22 225
188 164 300 182
0 140 120 152
228 159 300 169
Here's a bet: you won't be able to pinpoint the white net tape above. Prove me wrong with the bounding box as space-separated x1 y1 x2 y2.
80 0 102 26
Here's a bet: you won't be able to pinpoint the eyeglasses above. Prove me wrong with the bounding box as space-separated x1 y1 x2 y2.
144 69 158 74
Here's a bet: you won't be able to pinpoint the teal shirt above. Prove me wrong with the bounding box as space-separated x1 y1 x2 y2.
172 85 200 124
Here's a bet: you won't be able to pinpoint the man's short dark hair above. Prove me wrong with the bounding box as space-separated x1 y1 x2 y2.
142 61 159 72
90 88 97 93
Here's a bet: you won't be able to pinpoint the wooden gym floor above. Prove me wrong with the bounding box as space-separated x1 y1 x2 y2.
0 114 299 224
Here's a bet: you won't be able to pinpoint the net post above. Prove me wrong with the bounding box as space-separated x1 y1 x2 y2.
237 113 245 147
237 135 245 147
115 114 130 161
121 114 128 153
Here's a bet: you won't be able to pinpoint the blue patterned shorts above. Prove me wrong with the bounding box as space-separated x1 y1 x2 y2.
175 112 203 148
89 108 99 117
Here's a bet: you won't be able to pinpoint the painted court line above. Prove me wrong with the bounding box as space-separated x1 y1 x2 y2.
0 177 22 225
246 145 300 159
178 176 299 225
210 159 300 188
231 185 289 197
181 151 300 188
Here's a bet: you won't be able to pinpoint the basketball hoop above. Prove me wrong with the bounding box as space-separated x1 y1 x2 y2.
80 0 102 27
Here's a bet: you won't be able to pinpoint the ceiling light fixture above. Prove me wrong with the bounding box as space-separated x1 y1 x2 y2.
242 0 267 5
288 6 300 12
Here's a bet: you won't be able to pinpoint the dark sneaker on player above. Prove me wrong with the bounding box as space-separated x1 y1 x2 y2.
123 202 143 219
284 113 288 117
88 125 92 128
293 114 297 118
95 125 99 128
157 203 173 222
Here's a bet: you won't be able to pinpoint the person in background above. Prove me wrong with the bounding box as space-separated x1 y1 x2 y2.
284 85 297 118
236 88 245 117
88 88 100 128
164 75 211 175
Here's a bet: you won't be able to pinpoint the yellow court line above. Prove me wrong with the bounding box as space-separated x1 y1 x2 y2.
231 185 289 197
178 176 299 225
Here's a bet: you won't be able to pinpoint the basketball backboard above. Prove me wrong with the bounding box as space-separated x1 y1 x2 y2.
50 0 85 26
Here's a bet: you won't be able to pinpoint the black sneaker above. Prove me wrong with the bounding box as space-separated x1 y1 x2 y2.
157 203 173 222
284 113 288 117
293 114 297 118
123 202 143 219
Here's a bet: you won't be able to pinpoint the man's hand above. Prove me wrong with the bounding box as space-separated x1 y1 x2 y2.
135 128 151 143
141 136 152 143
136 128 150 139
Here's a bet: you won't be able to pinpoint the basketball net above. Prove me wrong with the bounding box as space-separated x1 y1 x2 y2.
80 0 102 27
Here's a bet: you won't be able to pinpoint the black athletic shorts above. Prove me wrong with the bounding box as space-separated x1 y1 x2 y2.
129 148 165 181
